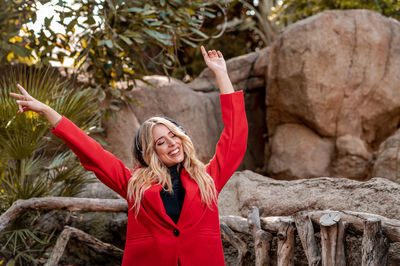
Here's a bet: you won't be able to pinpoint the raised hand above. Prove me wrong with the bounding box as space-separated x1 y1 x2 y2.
9 84 62 127
201 46 227 75
10 84 48 114
200 46 234 94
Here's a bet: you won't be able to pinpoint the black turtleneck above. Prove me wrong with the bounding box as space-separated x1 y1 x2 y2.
160 164 186 224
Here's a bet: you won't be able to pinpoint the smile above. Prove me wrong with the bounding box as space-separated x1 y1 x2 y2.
169 148 180 156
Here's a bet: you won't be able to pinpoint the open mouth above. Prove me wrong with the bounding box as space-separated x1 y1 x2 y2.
169 148 180 156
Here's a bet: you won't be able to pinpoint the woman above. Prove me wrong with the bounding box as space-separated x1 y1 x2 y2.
10 46 248 265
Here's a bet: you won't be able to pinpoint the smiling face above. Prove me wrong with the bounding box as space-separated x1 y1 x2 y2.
152 124 184 167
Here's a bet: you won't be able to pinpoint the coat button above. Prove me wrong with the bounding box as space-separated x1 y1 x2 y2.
173 229 180 237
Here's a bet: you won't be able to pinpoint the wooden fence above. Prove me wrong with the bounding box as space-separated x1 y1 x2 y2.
1 197 400 265
220 207 400 265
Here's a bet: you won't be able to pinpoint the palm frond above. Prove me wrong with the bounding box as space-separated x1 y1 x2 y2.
0 64 101 208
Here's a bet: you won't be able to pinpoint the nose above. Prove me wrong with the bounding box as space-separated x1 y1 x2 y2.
166 137 176 146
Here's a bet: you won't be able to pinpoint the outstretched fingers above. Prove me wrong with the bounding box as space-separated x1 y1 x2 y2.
9 92 25 100
17 83 31 97
201 46 209 61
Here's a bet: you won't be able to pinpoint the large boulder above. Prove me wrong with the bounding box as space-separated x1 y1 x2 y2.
218 170 400 219
266 10 400 179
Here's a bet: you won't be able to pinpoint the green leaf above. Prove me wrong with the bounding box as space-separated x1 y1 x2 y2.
199 10 216 18
119 35 132 45
66 19 77 32
190 27 208 39
44 16 54 28
98 40 113 48
10 45 30 57
125 8 144 13
180 38 197 48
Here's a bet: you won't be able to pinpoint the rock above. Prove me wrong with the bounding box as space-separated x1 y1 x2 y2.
373 129 400 183
266 9 400 179
267 124 334 179
336 135 371 159
332 135 373 179
267 9 400 143
218 170 400 220
78 174 122 199
102 104 140 168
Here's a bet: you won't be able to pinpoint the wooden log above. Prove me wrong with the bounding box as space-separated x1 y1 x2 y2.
294 211 321 266
319 212 346 266
220 222 251 266
0 197 127 232
361 218 389 266
220 215 250 234
261 216 295 233
277 220 295 266
308 210 400 243
248 206 272 266
220 215 294 235
45 226 123 266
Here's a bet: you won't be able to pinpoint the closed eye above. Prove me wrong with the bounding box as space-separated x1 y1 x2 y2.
157 140 165 146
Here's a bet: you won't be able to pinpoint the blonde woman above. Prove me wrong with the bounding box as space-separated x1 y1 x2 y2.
10 46 248 266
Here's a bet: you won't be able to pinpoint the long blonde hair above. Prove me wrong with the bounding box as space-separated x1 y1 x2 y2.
128 117 217 216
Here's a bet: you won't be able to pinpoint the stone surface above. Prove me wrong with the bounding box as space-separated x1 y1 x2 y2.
267 123 334 179
78 174 122 199
267 9 400 143
102 104 140 168
266 10 400 179
373 129 400 183
218 170 400 220
332 135 373 180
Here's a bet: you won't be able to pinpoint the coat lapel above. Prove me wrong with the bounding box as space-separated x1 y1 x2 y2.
141 184 176 229
141 168 203 229
178 169 202 227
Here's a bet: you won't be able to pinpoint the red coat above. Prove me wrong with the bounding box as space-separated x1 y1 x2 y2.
52 91 248 265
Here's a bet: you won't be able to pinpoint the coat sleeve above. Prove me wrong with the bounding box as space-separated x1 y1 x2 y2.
206 91 248 193
51 117 131 199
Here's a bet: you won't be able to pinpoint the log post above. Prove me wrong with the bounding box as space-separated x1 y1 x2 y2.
319 212 346 266
220 222 251 266
294 211 321 266
277 219 295 266
248 206 272 266
361 218 389 266
45 226 123 266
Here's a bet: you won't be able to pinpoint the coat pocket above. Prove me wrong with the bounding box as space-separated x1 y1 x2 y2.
197 229 220 237
127 234 153 241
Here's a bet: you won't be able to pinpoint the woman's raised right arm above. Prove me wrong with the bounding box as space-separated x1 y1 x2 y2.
10 84 132 199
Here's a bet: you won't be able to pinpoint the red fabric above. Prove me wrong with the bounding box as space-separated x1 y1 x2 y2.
52 91 248 266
